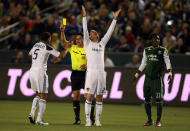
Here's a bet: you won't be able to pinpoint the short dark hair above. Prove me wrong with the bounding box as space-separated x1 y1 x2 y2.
89 26 100 32
149 33 159 40
76 32 83 37
40 32 51 41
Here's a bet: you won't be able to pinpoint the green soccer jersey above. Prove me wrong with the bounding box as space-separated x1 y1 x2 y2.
139 45 172 78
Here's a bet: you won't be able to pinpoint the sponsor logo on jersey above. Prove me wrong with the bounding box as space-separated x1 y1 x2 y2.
92 48 102 52
148 54 158 61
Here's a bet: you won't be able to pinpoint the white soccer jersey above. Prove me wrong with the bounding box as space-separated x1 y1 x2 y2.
82 17 116 71
29 42 60 71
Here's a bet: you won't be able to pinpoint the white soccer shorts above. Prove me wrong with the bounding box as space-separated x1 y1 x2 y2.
84 70 106 95
29 68 49 93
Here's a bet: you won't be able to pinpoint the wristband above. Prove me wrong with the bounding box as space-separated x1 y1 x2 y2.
135 73 140 78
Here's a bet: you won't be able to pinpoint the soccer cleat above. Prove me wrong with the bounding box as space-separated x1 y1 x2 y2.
95 120 102 126
155 121 162 127
36 121 49 126
144 120 153 126
73 119 81 125
28 115 35 124
85 119 92 127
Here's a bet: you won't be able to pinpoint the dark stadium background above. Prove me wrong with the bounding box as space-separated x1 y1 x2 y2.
0 0 190 130
0 0 190 103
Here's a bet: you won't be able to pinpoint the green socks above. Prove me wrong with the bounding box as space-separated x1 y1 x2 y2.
144 101 152 121
156 101 163 122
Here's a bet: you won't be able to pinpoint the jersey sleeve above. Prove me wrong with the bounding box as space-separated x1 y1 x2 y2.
82 17 90 46
46 45 60 57
100 19 117 46
163 48 172 70
138 50 147 72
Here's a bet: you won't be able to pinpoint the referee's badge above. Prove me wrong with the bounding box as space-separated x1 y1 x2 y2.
82 56 86 60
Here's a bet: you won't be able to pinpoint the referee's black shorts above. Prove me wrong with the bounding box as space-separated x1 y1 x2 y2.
71 70 86 91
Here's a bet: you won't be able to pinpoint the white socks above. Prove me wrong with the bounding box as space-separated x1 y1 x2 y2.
36 99 46 122
85 100 103 122
96 102 103 121
30 96 40 117
85 100 92 121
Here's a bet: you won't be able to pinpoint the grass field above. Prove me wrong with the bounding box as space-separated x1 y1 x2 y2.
0 100 189 131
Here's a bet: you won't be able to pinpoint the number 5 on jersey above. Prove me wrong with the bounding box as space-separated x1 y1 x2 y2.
33 49 40 60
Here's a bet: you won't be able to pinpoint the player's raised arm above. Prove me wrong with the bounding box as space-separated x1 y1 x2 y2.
163 48 172 85
60 24 72 49
101 9 121 46
82 5 90 46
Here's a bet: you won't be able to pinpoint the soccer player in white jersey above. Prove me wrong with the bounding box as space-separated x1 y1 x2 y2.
28 32 68 125
81 5 121 126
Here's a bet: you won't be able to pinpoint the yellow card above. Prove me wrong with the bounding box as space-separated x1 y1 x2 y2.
63 18 66 25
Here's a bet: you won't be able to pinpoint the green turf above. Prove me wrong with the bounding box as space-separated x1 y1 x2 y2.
0 100 189 131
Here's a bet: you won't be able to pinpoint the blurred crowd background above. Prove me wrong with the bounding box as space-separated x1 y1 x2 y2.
1 0 190 65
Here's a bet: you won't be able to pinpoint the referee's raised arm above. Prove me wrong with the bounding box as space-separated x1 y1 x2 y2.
60 24 72 49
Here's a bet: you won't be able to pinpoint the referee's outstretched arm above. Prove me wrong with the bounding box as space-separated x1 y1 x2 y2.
60 24 72 49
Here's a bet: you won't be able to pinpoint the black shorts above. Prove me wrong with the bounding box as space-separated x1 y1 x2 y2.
71 70 86 91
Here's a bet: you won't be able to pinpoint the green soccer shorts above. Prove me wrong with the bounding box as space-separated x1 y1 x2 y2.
143 76 165 100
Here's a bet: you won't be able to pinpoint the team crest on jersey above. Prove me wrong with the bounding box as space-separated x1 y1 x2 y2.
158 50 162 54
99 45 102 48
86 88 90 92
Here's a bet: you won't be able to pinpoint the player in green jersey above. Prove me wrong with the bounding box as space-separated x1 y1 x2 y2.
133 34 172 127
